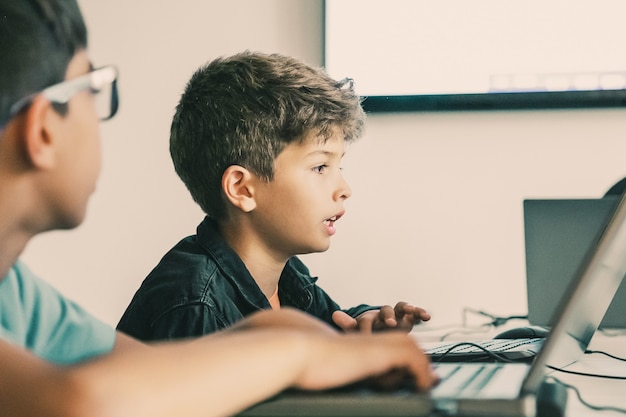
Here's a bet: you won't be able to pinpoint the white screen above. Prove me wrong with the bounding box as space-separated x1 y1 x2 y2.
325 0 626 100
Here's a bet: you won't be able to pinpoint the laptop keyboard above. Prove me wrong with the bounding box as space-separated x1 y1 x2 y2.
432 363 502 397
431 362 530 399
425 337 543 356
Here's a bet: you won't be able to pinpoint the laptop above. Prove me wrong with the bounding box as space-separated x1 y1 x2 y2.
238 193 626 417
421 195 626 363
524 196 626 328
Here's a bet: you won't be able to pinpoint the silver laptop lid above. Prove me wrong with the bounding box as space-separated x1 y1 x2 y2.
522 192 626 392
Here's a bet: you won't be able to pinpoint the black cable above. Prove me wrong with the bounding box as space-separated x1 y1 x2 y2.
438 324 493 342
585 349 626 362
462 308 528 327
431 343 626 413
431 308 537 357
432 342 517 363
437 308 529 341
430 333 626 413
548 376 626 414
548 347 626 413
547 365 626 380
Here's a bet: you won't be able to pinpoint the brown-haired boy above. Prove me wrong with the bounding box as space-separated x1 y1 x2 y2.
118 51 431 340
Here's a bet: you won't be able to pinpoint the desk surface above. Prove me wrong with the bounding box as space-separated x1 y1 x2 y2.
557 332 626 417
413 324 626 417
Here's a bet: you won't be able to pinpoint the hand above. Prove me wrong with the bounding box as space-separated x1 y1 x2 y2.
223 309 438 393
332 302 431 333
294 331 438 392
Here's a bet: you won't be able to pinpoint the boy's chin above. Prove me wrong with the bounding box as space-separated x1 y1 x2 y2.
298 242 332 255
54 208 89 231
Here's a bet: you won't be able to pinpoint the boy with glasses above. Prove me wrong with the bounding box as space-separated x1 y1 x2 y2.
0 1 437 416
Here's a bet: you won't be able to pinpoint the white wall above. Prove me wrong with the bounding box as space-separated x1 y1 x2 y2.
21 1 626 328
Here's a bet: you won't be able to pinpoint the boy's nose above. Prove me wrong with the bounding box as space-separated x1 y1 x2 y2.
334 175 352 201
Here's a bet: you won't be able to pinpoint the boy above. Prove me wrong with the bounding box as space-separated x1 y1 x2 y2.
0 1 437 416
117 52 431 341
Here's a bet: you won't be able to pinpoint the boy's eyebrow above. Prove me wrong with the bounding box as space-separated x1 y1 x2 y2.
305 150 346 158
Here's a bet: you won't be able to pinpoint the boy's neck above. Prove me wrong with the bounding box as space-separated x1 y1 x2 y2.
0 186 38 279
0 222 32 280
218 219 287 300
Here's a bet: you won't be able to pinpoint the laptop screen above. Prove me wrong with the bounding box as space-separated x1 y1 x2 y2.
522 193 626 391
523 197 626 328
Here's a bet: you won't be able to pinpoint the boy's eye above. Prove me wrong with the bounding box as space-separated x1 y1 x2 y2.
313 164 328 174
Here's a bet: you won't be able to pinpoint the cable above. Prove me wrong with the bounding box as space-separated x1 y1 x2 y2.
432 344 626 378
431 343 626 413
548 376 626 414
462 308 528 327
431 308 530 341
432 342 517 363
547 365 626 380
585 349 626 362
438 324 493 342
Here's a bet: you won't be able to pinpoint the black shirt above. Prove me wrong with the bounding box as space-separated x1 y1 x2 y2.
117 217 375 341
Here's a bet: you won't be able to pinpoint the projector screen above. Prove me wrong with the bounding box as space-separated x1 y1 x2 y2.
324 0 626 111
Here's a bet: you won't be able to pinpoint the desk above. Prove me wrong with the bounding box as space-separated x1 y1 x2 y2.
413 324 626 417
239 325 626 417
555 332 626 417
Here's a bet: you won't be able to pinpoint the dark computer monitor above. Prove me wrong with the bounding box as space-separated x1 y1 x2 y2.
524 196 626 328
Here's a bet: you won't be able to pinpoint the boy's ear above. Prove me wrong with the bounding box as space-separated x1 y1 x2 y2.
22 95 56 170
222 165 257 213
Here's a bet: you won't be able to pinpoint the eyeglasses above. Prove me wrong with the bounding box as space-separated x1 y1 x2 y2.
8 65 119 123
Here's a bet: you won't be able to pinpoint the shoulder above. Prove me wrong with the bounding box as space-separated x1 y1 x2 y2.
145 234 221 291
1 261 57 309
0 261 115 364
119 236 225 323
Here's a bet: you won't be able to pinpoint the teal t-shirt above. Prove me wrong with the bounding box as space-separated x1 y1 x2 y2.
0 261 116 364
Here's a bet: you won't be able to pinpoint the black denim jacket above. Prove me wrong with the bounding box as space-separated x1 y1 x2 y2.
117 217 376 341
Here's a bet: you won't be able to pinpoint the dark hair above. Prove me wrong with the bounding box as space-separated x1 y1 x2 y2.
170 51 366 220
0 0 87 128
605 177 626 197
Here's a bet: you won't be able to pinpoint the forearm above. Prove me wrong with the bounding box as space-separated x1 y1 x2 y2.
67 329 311 417
1 310 436 417
0 330 306 417
226 307 338 335
66 328 433 417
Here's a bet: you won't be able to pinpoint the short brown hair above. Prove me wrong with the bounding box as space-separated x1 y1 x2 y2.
170 51 366 220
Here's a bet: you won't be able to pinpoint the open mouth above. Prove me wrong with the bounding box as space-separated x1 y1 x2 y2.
324 216 338 227
323 212 344 230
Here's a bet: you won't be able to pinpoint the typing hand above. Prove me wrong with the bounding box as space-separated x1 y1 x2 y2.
294 331 438 392
332 302 431 334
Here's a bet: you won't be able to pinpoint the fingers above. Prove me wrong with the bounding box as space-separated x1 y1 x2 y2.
332 310 358 332
363 333 438 391
407 341 439 391
378 305 398 327
295 332 438 393
394 302 430 320
394 302 431 326
393 301 410 317
344 303 433 334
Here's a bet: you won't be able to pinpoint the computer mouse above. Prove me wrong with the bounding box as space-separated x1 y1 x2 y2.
493 325 550 339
